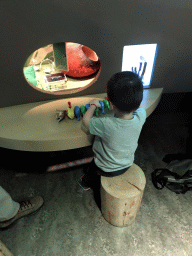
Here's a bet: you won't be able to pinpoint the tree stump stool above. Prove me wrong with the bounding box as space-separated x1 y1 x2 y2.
100 163 146 227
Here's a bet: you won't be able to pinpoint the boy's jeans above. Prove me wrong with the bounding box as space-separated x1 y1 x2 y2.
82 158 130 188
0 186 20 222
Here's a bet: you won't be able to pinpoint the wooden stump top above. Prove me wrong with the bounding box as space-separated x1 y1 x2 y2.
101 163 146 199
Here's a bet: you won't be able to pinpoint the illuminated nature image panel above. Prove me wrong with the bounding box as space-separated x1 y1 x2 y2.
122 43 158 88
23 42 101 95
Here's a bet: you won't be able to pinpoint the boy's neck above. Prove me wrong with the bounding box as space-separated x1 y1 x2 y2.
109 101 133 120
114 111 133 120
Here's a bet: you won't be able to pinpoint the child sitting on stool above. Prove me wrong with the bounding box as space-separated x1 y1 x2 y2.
78 71 147 193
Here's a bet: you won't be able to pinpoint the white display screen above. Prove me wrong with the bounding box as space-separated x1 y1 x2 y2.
122 43 158 88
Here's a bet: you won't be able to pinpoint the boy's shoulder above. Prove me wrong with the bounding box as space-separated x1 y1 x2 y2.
89 108 146 136
134 107 146 113
91 107 146 123
133 107 147 120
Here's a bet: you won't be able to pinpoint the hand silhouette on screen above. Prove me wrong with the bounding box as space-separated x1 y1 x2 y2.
132 55 147 79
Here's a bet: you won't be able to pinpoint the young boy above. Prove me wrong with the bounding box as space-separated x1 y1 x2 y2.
78 71 147 191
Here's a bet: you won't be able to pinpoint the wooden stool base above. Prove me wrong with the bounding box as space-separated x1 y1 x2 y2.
100 164 146 227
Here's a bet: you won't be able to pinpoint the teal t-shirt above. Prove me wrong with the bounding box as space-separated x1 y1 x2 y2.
89 108 147 172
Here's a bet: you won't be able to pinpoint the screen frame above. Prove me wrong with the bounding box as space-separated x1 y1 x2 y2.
121 43 158 89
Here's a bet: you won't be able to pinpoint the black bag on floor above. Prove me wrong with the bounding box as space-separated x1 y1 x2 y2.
151 159 192 194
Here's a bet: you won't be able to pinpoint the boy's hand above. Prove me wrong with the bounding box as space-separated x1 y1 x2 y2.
89 99 101 108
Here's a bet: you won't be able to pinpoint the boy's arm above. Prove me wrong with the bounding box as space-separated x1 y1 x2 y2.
81 124 90 135
81 104 97 135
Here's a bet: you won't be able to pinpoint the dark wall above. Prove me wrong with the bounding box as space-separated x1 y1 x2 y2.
0 0 192 108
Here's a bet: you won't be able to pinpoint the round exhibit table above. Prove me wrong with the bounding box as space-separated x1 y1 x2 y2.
0 89 163 152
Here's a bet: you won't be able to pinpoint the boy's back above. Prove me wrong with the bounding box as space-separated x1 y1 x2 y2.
89 107 147 172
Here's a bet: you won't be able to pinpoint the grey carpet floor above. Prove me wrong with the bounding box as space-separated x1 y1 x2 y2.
0 112 192 256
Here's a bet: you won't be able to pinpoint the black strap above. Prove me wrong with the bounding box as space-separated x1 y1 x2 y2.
151 168 192 194
165 181 192 194
151 169 171 190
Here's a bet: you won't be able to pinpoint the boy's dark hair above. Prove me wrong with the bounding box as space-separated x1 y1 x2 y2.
107 71 143 114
